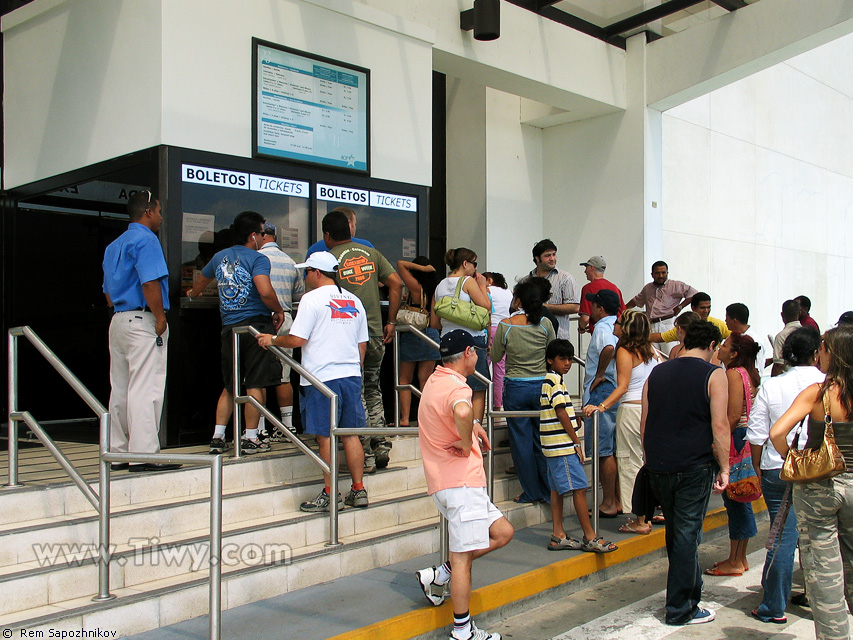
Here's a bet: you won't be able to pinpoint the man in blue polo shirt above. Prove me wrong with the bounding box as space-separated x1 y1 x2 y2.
103 190 180 472
305 206 374 257
187 211 286 455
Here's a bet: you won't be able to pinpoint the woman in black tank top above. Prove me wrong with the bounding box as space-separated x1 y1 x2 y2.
770 324 853 640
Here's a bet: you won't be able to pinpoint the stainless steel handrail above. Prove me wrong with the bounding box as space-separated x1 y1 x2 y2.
391 325 603 549
7 326 224 640
230 326 340 542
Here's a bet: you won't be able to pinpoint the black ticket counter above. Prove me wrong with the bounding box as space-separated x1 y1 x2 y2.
2 146 429 446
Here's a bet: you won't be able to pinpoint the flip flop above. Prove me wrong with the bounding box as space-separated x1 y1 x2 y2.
705 566 743 577
597 510 619 519
713 560 749 571
548 535 582 551
651 515 666 524
619 520 651 535
751 608 787 624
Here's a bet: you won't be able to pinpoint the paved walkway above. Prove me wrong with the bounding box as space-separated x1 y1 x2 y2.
127 496 734 640
495 534 821 640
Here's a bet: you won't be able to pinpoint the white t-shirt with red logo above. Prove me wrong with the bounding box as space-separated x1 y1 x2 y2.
289 284 368 385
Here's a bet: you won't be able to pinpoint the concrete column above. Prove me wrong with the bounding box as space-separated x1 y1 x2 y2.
542 34 662 297
445 77 488 263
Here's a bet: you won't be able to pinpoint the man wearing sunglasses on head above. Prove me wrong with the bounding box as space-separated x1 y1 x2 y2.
103 190 180 472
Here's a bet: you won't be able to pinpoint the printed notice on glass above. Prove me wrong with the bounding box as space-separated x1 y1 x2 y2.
254 41 369 172
280 227 300 251
182 212 215 243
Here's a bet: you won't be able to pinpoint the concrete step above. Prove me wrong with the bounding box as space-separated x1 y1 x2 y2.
0 464 528 618
0 496 548 637
0 436 429 528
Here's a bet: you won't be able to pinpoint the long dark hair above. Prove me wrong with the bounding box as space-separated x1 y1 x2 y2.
411 256 437 307
726 332 760 389
512 280 544 326
821 324 853 417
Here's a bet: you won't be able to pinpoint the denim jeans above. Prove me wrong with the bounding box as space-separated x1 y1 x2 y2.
755 468 798 621
648 464 715 625
504 378 550 503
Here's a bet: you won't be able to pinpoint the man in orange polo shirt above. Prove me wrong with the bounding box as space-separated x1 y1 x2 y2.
414 330 514 640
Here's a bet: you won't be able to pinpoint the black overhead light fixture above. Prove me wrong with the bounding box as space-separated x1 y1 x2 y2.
460 0 500 41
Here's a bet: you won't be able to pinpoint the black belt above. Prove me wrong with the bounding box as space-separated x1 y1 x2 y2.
116 307 152 313
650 312 676 323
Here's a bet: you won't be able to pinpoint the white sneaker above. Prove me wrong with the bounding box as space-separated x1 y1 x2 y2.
450 621 501 640
686 608 716 625
416 566 450 606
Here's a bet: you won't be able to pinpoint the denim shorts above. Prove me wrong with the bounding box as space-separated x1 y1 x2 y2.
584 382 617 457
399 328 440 362
299 376 366 437
546 452 589 495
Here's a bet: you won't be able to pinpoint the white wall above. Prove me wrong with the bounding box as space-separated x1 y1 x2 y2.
3 0 434 189
444 80 544 285
662 32 853 344
160 0 434 186
2 0 163 189
484 88 543 285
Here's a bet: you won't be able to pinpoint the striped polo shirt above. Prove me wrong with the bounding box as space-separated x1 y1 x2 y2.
259 243 303 312
539 371 577 457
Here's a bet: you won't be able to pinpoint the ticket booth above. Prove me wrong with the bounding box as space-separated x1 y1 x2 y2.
3 145 429 446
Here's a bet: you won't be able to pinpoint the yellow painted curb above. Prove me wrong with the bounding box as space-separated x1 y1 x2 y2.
327 501 764 640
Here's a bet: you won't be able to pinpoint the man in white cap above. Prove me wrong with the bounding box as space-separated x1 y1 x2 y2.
577 256 625 333
257 252 370 512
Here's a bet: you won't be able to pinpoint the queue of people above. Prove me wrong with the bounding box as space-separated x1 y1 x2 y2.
104 193 853 640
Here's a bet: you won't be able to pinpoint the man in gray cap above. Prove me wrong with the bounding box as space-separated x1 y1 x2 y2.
577 256 625 333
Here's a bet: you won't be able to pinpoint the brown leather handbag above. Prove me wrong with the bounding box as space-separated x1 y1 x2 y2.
780 392 847 484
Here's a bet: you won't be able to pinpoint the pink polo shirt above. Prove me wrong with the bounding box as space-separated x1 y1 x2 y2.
417 366 486 495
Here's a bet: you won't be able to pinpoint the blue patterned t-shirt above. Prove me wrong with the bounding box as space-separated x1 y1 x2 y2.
202 245 272 325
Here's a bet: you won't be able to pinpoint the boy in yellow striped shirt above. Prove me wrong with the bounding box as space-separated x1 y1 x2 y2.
540 339 617 553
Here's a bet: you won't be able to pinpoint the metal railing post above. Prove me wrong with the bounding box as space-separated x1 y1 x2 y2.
327 393 341 547
232 330 242 458
393 328 401 430
576 322 585 398
93 410 115 602
592 411 601 534
209 455 223 640
485 382 495 498
6 331 22 487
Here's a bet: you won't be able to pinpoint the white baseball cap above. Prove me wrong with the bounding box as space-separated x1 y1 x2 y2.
294 251 340 272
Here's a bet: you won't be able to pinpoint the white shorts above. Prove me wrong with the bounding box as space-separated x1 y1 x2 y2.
432 487 503 553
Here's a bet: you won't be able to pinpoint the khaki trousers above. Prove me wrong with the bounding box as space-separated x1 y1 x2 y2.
108 311 167 454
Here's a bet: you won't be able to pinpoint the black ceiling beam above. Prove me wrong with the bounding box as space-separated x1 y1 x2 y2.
603 0 705 39
710 0 748 10
506 0 627 48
